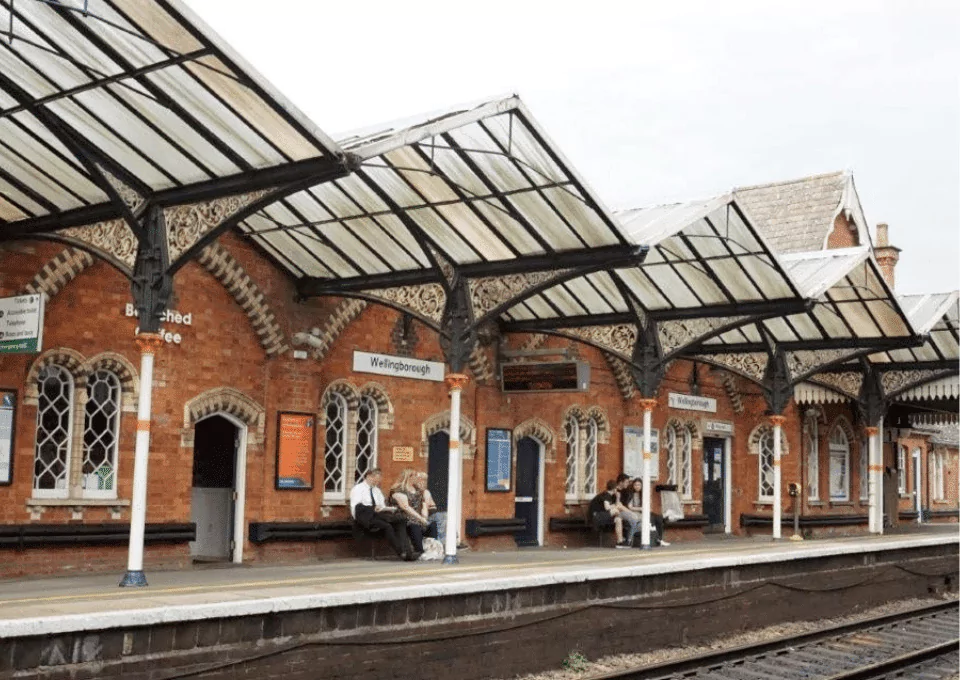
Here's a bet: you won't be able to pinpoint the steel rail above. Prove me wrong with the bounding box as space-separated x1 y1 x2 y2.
820 639 959 680
584 600 958 680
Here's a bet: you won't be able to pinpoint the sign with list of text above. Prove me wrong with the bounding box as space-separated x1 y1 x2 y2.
276 413 315 490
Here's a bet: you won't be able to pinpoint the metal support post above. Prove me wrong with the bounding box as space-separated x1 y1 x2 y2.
769 415 786 540
120 333 162 587
913 448 922 524
866 425 881 533
639 398 656 548
443 373 469 564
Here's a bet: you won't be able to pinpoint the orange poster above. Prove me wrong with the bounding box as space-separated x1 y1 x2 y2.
276 413 315 489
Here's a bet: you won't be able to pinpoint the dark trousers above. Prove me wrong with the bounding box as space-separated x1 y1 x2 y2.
356 506 412 556
406 520 438 553
651 512 666 542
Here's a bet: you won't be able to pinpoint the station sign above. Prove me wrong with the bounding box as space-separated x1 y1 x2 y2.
353 351 445 382
0 294 44 354
705 420 734 436
500 361 589 393
668 392 717 413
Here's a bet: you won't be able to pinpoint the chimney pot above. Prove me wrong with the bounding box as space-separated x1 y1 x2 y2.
877 223 889 247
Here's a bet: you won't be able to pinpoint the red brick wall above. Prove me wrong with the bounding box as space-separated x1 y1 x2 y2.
1 233 955 577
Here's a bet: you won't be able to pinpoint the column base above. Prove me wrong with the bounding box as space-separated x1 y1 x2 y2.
789 534 804 542
442 554 460 565
119 570 148 588
637 544 652 551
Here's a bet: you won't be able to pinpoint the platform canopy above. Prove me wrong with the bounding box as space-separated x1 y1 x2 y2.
0 0 345 239
498 195 804 326
244 96 633 285
692 247 915 353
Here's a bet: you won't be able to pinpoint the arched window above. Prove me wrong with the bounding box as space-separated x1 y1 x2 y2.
758 429 775 501
804 415 819 501
34 365 73 498
564 415 580 502
323 393 348 501
859 437 869 501
897 445 907 495
666 422 693 500
828 426 850 501
931 451 945 501
583 417 598 498
355 395 378 482
82 370 120 498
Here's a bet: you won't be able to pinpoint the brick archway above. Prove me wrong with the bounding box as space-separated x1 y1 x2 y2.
181 387 266 448
513 418 557 463
421 410 476 460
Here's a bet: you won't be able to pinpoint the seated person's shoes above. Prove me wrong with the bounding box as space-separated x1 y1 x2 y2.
615 541 631 549
659 541 671 547
404 551 423 562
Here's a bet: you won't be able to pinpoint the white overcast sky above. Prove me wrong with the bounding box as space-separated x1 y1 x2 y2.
190 0 959 295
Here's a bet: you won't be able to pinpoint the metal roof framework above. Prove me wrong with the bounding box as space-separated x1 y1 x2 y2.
0 0 351 330
794 291 959 425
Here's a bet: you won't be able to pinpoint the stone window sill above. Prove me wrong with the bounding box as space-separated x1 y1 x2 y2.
682 500 699 505
808 500 825 506
26 498 130 507
754 501 773 507
932 500 953 505
829 501 854 507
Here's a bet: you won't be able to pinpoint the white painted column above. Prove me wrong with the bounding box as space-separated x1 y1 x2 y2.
639 399 656 548
913 448 922 525
724 437 732 534
867 424 883 533
443 373 469 564
770 415 786 540
120 333 162 587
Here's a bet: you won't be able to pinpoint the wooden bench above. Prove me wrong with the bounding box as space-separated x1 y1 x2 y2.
0 523 195 549
248 520 389 558
465 518 527 537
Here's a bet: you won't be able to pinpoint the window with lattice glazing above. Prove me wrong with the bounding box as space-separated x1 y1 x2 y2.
564 416 580 502
758 429 775 502
34 365 73 498
860 438 869 501
666 423 692 499
355 395 378 482
324 393 347 501
82 370 120 498
931 452 945 501
582 418 598 499
804 416 819 501
828 426 849 501
897 446 907 495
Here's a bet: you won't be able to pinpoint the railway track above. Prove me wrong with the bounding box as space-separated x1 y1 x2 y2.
588 600 959 680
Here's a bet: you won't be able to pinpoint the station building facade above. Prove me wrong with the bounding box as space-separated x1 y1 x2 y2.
1 180 956 579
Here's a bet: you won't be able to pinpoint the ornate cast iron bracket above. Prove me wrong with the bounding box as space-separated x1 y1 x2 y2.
439 276 479 373
131 206 173 334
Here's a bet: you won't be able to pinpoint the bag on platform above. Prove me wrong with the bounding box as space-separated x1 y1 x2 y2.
419 537 444 561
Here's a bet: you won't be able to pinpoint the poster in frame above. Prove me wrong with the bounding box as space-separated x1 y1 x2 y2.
275 411 316 490
485 428 512 492
0 389 15 486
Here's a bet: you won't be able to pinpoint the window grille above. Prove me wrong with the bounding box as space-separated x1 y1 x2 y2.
583 417 598 498
859 438 869 501
897 446 907 495
932 452 945 501
828 426 849 501
564 416 579 501
34 365 73 498
805 417 819 501
758 429 775 501
323 393 347 500
82 370 120 498
355 395 378 482
666 423 692 499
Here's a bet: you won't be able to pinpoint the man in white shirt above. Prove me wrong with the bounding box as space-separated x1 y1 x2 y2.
350 468 419 561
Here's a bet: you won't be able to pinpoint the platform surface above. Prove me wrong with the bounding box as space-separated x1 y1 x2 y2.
0 525 955 637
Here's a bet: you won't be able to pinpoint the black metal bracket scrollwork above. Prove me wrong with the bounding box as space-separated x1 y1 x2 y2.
439 275 479 373
761 345 793 416
857 359 887 427
630 314 665 399
130 205 173 334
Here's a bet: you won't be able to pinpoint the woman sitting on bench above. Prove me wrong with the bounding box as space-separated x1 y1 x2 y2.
389 469 438 554
623 478 670 546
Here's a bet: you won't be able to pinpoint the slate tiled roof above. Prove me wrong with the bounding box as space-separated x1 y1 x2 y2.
733 171 866 254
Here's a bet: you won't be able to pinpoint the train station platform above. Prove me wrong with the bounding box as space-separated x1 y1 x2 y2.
1 526 956 679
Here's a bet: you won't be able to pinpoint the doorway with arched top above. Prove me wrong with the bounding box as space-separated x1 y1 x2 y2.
514 436 545 547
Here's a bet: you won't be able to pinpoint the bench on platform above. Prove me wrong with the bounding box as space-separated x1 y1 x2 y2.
740 513 875 528
465 518 527 537
900 509 960 521
0 523 195 549
248 520 389 558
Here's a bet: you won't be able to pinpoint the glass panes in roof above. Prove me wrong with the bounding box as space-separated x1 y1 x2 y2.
0 0 339 226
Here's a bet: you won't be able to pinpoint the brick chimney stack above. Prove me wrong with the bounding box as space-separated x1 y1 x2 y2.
874 223 901 289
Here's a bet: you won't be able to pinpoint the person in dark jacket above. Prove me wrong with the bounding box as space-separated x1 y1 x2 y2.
588 480 629 548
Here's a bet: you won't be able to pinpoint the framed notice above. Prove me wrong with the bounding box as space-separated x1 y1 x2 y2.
0 389 15 485
485 428 512 492
623 426 659 480
275 412 316 490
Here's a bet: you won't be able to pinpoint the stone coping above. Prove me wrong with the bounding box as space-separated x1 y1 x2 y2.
0 533 955 639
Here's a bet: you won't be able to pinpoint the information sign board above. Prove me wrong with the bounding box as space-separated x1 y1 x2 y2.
623 425 660 480
0 390 14 485
276 412 315 489
485 428 512 492
500 361 589 393
0 295 44 354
